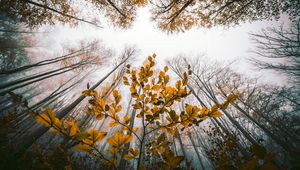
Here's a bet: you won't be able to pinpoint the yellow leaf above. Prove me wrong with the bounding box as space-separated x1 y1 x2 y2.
90 90 98 97
87 129 107 143
123 154 134 161
152 85 161 91
123 115 130 124
113 90 119 98
116 105 122 112
133 127 139 132
133 103 142 109
74 144 91 153
35 114 51 127
69 124 78 136
227 94 237 103
201 107 209 115
185 105 193 115
144 84 150 90
107 157 117 166
107 132 122 147
124 135 133 144
107 132 132 148
113 90 121 104
49 128 60 134
109 121 118 127
98 98 106 108
132 93 139 98
96 113 104 120
130 87 137 93
74 132 90 141
175 80 181 89
211 110 222 117
65 120 79 136
107 148 118 155
35 109 58 127
164 66 168 72
82 90 90 96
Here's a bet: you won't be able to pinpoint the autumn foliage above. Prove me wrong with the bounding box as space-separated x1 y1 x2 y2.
31 54 236 169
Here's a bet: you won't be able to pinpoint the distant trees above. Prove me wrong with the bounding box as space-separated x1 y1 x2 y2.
0 19 30 74
251 20 300 86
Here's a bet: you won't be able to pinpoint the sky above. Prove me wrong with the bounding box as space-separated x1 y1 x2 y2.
37 7 291 86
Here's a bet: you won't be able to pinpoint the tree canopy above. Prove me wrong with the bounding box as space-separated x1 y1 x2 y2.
0 0 299 31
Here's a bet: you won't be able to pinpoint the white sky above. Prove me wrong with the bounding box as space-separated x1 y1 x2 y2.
38 7 291 86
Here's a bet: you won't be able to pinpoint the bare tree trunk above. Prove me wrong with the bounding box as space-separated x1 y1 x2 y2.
176 129 190 168
188 132 205 170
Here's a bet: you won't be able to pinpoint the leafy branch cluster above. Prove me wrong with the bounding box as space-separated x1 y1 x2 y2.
31 54 236 169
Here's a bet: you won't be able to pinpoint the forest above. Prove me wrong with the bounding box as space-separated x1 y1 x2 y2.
0 0 299 170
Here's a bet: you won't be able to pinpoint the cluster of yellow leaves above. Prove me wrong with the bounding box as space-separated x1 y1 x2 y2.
160 149 184 170
221 94 237 110
107 131 132 148
146 133 169 158
180 103 223 128
35 109 61 128
123 54 193 133
34 108 108 157
32 53 238 169
106 131 138 164
123 54 236 136
75 130 107 154
146 133 184 169
179 94 237 130
123 148 139 161
83 89 123 128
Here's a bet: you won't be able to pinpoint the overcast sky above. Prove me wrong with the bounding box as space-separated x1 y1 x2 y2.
38 7 291 86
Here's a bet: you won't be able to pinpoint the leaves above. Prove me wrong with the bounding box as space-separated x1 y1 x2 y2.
88 129 107 143
123 148 139 161
65 120 79 136
74 132 90 141
123 154 134 161
164 66 168 72
35 109 61 128
211 110 222 117
109 121 118 127
107 131 133 148
113 90 121 104
30 54 240 170
82 90 90 96
161 149 184 169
